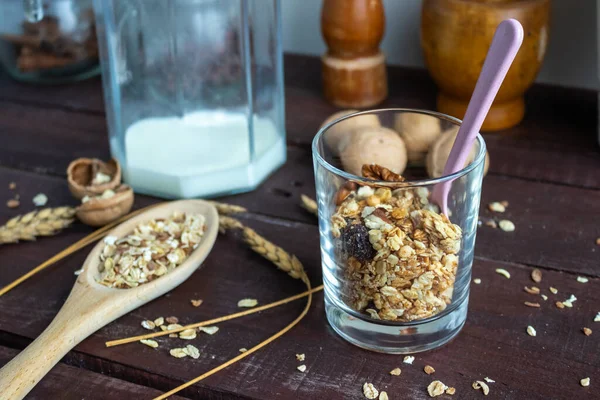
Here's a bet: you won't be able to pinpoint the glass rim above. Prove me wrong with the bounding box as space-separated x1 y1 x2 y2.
312 108 487 187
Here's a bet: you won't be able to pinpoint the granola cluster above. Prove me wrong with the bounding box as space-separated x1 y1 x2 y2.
97 211 206 288
331 184 462 321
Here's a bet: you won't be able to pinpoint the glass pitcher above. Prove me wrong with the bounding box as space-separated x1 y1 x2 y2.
93 0 286 198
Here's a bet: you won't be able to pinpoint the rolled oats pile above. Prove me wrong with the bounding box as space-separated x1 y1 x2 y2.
97 211 206 288
331 183 462 321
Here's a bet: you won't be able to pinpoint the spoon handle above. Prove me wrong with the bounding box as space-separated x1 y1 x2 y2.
0 285 111 400
432 19 524 213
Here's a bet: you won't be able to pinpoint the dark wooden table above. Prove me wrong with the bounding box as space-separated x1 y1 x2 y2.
0 54 598 399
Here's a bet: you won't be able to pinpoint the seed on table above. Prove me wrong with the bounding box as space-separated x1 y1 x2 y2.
297 365 307 373
484 219 497 228
580 377 590 387
488 202 505 212
498 220 515 232
556 301 565 309
424 365 435 374
527 326 537 336
238 298 258 308
577 276 589 283
549 287 558 294
524 286 540 295
531 269 542 283
541 294 548 301
473 278 481 284
583 327 592 336
524 301 540 308
390 367 401 376
191 299 203 307
239 348 248 353
379 391 389 400
198 326 219 335
495 268 510 279
403 355 414 364
140 339 158 348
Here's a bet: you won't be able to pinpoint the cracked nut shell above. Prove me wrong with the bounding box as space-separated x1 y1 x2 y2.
67 158 122 200
76 184 134 227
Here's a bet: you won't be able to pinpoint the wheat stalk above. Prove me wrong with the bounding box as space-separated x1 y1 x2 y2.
300 195 318 216
0 207 76 244
208 201 247 215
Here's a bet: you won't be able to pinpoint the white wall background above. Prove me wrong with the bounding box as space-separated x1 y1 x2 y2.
282 0 598 90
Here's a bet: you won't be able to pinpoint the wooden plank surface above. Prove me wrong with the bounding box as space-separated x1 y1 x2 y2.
0 346 188 400
0 54 599 399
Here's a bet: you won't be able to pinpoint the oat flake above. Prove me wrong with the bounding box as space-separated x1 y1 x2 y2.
32 193 48 207
141 320 155 330
239 348 247 353
390 368 401 376
577 276 589 283
484 377 495 383
238 298 258 308
185 344 200 359
403 355 414 364
199 326 219 335
498 220 515 232
488 202 505 213
140 339 158 348
379 391 389 400
527 326 537 337
154 317 164 327
595 312 600 322
583 327 592 336
495 268 510 279
191 299 203 307
473 278 481 284
549 287 558 294
427 381 447 397
580 377 590 387
424 365 435 375
363 383 379 399
297 365 307 372
169 348 188 358
472 381 490 395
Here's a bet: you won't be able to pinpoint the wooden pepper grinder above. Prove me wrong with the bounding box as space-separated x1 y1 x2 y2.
321 0 387 108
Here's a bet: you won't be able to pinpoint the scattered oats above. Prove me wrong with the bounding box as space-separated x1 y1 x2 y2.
488 202 505 212
179 329 197 340
524 286 540 295
169 348 188 358
498 220 515 232
140 339 158 348
379 391 389 400
166 324 183 331
32 193 48 207
74 267 83 276
239 348 248 353
427 380 448 397
524 301 540 308
363 382 379 399
154 317 164 327
583 327 592 336
141 320 155 330
403 355 415 364
527 326 537 337
580 377 590 387
562 294 577 308
556 301 565 309
160 326 167 331
577 276 589 283
541 294 548 301
6 199 19 208
595 312 600 322
169 333 178 338
531 269 542 283
296 353 305 362
472 381 490 395
92 171 112 185
484 377 495 383
8 182 16 190
185 344 200 359
191 299 203 307
297 365 307 373
495 268 510 279
390 368 402 376
238 298 258 308
165 316 179 324
484 219 497 228
198 326 219 335
424 365 435 375
549 287 558 294
473 278 481 284
445 387 456 395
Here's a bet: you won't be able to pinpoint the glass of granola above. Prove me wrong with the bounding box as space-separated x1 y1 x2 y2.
312 109 486 353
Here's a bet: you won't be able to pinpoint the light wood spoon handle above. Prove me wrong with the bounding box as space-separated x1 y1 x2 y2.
0 284 113 399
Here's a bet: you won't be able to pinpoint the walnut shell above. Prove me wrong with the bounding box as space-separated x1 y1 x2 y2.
67 158 122 200
320 110 381 154
426 127 490 178
340 127 407 176
394 113 442 164
76 185 134 227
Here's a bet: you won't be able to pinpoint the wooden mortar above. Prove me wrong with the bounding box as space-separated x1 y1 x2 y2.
421 0 550 131
321 0 388 108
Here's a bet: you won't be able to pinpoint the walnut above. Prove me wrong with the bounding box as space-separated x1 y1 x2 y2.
67 158 122 199
426 127 490 178
76 184 134 227
394 112 442 164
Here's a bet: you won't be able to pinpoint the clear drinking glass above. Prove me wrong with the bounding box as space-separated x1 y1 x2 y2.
93 0 285 198
312 109 486 354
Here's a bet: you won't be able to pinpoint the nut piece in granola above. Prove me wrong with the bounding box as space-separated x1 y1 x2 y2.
297 365 307 373
296 353 305 362
427 381 447 397
96 211 206 288
390 368 402 376
140 339 158 348
424 365 435 375
238 298 258 308
581 377 590 387
527 326 537 337
472 381 490 395
363 382 379 399
531 269 542 283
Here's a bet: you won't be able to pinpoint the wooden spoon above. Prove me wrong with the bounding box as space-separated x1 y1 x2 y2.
0 200 219 400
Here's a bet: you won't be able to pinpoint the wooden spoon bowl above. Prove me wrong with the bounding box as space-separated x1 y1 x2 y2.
0 200 219 400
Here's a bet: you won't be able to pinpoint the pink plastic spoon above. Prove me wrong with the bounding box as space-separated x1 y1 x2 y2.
431 19 524 214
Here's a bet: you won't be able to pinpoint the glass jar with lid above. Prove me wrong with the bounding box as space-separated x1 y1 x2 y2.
93 0 286 198
0 0 100 83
